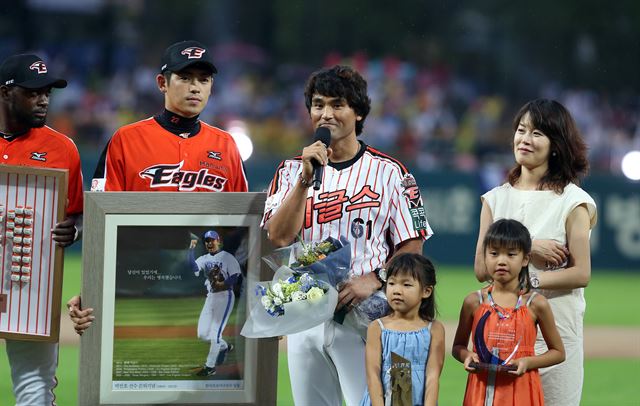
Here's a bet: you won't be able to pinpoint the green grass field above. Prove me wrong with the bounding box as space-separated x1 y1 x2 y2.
1 254 639 404
113 337 243 381
1 346 637 405
115 297 203 326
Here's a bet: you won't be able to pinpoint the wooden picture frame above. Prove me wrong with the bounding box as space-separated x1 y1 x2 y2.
79 192 278 406
0 164 68 342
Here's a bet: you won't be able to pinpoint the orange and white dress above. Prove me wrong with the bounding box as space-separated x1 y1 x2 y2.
483 183 597 406
463 289 544 406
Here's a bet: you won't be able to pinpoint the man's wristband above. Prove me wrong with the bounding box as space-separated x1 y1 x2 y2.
373 267 387 290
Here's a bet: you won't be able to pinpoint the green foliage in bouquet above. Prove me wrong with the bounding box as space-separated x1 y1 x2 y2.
292 240 338 267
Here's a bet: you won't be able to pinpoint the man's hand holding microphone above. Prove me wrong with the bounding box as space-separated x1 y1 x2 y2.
301 127 332 190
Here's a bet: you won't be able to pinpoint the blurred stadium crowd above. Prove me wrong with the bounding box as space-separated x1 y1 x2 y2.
2 0 638 182
17 45 640 178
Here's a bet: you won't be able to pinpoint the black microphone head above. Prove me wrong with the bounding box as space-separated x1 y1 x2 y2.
313 127 331 147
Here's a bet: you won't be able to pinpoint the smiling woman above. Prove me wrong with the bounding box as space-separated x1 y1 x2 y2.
474 99 597 406
513 113 552 178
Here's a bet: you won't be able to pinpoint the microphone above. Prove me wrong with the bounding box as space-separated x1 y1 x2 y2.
312 127 331 190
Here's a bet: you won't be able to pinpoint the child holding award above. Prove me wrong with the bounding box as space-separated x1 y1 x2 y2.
452 219 565 405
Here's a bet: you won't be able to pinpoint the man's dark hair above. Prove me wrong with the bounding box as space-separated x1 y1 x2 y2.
163 71 172 85
304 65 371 135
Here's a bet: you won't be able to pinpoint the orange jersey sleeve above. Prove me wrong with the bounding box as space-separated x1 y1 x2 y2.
0 126 84 215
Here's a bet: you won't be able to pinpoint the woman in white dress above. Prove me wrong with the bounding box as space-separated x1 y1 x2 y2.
474 99 597 406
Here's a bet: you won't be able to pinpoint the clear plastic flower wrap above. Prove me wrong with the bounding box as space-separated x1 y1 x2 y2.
243 237 390 338
240 266 338 338
262 237 349 287
340 290 390 338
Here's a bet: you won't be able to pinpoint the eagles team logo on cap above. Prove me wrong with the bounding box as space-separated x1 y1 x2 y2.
181 47 206 59
160 40 218 74
0 54 67 89
29 61 47 74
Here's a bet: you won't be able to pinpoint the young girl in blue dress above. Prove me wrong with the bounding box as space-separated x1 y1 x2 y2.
361 253 445 406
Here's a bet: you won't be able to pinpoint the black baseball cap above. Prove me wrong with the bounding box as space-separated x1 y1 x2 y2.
160 40 218 75
0 54 67 89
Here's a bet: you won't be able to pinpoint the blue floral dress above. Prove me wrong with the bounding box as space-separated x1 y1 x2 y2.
360 319 432 406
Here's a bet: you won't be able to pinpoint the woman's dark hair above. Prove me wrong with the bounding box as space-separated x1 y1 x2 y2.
385 253 437 321
304 65 371 135
508 98 589 194
483 219 532 291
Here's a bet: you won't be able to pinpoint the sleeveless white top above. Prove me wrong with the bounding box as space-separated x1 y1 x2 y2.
482 182 596 288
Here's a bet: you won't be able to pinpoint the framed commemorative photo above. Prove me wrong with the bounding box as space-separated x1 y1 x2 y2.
79 192 277 406
0 164 68 342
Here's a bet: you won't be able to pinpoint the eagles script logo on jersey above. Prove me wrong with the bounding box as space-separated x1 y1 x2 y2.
139 161 228 191
401 174 428 231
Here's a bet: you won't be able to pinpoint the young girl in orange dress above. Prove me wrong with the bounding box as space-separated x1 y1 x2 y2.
452 219 565 405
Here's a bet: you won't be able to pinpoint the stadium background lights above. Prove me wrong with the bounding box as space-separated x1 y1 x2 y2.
226 120 254 161
621 150 640 181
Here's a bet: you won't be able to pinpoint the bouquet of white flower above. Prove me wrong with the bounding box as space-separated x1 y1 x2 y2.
288 237 390 337
243 237 389 337
258 272 328 316
240 266 338 338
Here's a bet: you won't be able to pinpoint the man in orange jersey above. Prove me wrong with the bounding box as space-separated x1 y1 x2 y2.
0 53 83 406
69 41 248 347
90 39 248 192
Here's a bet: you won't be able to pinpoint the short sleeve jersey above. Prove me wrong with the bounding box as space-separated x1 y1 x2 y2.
92 118 248 192
262 141 433 276
195 250 241 292
0 126 83 215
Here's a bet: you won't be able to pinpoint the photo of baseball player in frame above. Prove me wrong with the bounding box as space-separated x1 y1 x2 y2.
79 192 277 406
112 223 247 386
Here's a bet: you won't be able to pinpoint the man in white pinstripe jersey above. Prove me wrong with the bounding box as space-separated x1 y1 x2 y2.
262 65 434 406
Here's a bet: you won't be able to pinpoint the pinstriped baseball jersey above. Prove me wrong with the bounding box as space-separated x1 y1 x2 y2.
91 118 248 192
262 141 433 276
